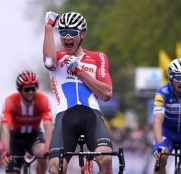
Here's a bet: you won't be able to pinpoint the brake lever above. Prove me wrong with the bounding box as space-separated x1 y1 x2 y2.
155 147 162 172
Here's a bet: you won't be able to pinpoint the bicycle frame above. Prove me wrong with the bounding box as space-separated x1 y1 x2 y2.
78 135 94 174
85 160 93 174
58 148 125 174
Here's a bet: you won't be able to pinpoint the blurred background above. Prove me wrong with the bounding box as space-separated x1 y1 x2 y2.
1 0 181 173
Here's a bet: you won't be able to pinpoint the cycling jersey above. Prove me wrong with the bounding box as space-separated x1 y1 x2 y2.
48 49 112 113
154 82 181 141
1 92 53 133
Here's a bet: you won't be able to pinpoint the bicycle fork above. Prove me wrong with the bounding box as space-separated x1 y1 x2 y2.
81 159 93 174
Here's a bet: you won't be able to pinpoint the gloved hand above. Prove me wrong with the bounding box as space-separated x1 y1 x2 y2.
152 143 164 153
45 11 59 27
67 57 82 74
1 149 10 167
152 143 166 160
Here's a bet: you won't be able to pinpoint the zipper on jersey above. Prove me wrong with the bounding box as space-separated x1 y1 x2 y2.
76 77 80 104
178 107 181 133
177 97 181 132
75 54 84 105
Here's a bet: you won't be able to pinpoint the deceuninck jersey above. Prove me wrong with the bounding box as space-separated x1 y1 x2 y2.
1 92 53 133
154 82 181 140
48 49 112 113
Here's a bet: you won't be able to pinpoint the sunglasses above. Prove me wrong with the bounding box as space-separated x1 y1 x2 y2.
22 87 36 93
59 30 80 38
173 75 181 82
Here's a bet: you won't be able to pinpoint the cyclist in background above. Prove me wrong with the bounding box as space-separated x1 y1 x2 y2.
1 71 53 174
43 11 113 174
153 58 181 174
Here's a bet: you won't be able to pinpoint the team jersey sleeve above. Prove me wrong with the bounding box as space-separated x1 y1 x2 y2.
1 98 12 125
56 50 67 61
96 52 112 86
40 95 53 122
153 92 165 114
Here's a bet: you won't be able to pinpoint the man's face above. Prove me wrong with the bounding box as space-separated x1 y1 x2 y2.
20 84 37 103
172 75 181 94
59 29 85 55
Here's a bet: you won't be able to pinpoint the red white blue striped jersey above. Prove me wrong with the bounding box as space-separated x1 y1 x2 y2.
48 49 112 113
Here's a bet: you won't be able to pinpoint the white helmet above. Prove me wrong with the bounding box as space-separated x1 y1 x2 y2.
57 12 87 31
168 58 181 78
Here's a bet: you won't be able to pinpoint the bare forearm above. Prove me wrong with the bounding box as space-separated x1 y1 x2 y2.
43 121 53 150
1 124 10 150
153 114 164 144
77 71 112 101
153 124 162 144
43 25 57 70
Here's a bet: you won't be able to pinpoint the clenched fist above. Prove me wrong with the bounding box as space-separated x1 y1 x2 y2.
45 11 59 27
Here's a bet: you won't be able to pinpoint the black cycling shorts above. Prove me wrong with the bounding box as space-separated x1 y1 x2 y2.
6 129 45 173
49 105 112 162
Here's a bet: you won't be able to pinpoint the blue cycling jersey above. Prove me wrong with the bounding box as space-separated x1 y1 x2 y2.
154 82 181 141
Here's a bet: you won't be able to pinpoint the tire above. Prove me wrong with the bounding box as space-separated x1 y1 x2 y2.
175 163 181 174
92 160 100 174
23 164 29 174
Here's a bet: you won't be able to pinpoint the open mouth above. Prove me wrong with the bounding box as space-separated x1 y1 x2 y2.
65 42 74 48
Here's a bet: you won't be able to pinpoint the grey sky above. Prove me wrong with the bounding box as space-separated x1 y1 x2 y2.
0 0 54 110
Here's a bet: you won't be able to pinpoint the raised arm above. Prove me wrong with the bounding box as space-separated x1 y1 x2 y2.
43 12 59 71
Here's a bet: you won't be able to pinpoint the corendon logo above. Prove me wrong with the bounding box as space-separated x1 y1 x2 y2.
81 65 94 73
66 65 94 75
99 53 106 77
51 76 60 104
61 59 95 75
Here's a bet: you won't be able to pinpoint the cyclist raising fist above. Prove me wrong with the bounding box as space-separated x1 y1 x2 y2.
43 11 113 174
1 71 53 174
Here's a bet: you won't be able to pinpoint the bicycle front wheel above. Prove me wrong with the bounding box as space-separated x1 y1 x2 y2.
93 160 101 174
81 160 100 174
175 163 181 174
23 164 30 174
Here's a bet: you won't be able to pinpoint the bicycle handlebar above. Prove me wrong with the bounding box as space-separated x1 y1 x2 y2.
58 147 125 174
11 153 48 164
154 147 181 172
